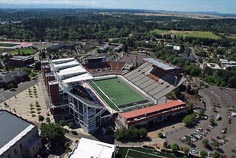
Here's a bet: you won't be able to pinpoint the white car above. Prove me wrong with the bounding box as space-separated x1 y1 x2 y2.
190 149 199 155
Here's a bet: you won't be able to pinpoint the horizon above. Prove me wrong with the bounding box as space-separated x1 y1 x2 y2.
0 0 236 14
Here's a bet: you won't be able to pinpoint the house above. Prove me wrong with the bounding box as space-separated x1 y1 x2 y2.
0 110 41 158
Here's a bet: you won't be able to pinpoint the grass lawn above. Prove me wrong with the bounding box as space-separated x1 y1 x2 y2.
226 34 236 40
150 29 221 40
9 48 35 55
116 147 176 158
0 42 19 47
88 77 146 111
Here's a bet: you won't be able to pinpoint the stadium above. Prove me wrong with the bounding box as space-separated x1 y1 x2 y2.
42 56 187 133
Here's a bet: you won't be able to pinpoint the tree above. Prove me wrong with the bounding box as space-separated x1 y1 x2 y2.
38 115 45 122
211 140 220 149
199 109 206 117
183 113 197 126
40 123 65 149
209 118 215 126
212 152 220 158
200 150 208 158
171 143 179 152
202 139 209 147
183 147 190 156
138 128 148 138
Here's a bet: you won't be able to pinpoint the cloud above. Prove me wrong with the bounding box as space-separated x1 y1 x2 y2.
0 0 98 6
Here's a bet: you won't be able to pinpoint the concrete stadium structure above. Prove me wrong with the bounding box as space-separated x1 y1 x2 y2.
41 57 187 133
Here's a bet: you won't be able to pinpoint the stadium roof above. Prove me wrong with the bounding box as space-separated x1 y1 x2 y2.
50 58 93 84
51 58 74 64
0 110 35 155
119 100 186 119
143 58 179 70
53 60 80 71
62 73 93 83
69 138 115 158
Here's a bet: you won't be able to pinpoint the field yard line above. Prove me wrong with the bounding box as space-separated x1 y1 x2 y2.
125 149 132 158
92 81 120 111
128 149 168 158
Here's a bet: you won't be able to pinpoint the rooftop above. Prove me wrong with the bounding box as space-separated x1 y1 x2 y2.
10 55 33 61
0 110 34 155
119 100 186 119
69 138 115 158
143 58 179 70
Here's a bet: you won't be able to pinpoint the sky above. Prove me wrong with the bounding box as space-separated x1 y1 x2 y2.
0 0 236 14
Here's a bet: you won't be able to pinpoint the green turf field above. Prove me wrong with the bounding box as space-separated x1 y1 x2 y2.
0 43 19 47
9 48 35 55
150 29 221 40
88 77 146 111
116 147 176 158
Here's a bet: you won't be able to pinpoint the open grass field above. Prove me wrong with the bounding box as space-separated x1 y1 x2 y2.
88 77 146 111
0 42 19 47
116 147 175 158
9 48 35 55
150 29 221 40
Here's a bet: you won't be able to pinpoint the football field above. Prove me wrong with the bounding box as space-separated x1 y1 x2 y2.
88 77 147 111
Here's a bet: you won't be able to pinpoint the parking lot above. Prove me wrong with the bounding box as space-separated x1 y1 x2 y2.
166 86 236 157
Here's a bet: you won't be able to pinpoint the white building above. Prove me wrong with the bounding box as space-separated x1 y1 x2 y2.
68 138 116 158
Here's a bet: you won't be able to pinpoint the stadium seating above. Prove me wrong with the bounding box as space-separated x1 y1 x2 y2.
124 61 186 101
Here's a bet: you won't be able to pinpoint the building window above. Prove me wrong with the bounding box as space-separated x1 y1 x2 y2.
14 149 17 155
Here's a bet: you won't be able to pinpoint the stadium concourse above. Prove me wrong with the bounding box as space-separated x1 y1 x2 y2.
41 57 187 133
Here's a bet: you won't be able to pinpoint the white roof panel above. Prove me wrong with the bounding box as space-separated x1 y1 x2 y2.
58 65 87 76
69 138 115 158
54 60 79 68
62 73 93 83
51 58 75 64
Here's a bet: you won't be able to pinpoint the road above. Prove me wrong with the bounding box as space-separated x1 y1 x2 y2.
0 79 38 103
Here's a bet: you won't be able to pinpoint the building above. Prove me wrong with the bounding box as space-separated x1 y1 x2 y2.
0 110 41 158
9 56 34 67
116 100 187 128
220 59 236 69
42 57 186 133
0 70 28 88
68 138 116 158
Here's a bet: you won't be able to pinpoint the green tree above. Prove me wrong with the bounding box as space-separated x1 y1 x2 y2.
202 139 209 147
171 143 179 152
138 128 147 138
183 113 197 126
38 115 45 122
40 123 65 148
211 140 220 149
183 147 190 156
200 150 208 158
209 118 215 126
199 109 206 117
212 152 220 158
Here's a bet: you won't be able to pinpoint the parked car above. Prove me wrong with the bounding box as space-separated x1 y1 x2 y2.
221 128 227 134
